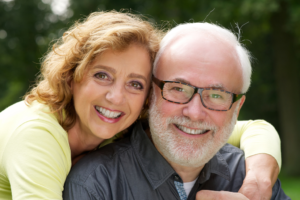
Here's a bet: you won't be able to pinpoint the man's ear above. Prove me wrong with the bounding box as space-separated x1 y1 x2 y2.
235 95 246 121
147 87 153 106
239 95 246 110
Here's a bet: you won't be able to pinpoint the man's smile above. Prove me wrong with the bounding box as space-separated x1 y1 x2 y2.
175 124 210 135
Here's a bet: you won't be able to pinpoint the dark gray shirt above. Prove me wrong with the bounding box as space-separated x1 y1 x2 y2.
64 120 290 200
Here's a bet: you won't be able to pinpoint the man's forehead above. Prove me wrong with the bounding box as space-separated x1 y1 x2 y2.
156 32 243 93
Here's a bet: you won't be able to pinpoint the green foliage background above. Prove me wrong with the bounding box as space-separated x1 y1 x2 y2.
0 0 299 196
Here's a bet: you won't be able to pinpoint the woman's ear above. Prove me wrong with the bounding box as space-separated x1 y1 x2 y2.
69 79 74 94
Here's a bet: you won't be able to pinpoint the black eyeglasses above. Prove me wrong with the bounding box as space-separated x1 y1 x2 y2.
152 75 245 111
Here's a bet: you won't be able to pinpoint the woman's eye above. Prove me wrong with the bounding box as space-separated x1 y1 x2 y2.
94 72 109 80
129 81 144 90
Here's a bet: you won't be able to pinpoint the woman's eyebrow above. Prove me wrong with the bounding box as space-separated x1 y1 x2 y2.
93 65 117 74
128 73 148 83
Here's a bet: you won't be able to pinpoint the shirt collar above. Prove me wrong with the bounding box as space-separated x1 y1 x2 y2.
131 120 176 189
131 120 231 188
197 151 231 184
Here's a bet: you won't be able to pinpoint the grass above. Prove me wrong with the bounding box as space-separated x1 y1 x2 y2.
279 173 300 200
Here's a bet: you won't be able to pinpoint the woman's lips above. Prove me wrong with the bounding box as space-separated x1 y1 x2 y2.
94 106 124 123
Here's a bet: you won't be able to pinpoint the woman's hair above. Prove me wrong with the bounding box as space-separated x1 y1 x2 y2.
25 10 164 130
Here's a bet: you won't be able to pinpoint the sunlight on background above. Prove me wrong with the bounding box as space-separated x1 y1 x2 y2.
42 0 70 15
1 0 70 15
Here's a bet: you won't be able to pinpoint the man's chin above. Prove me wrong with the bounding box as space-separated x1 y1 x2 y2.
159 142 214 168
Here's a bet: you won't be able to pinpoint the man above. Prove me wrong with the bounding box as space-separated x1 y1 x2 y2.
64 23 289 200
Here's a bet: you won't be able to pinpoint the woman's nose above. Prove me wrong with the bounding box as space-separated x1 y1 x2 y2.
105 84 126 105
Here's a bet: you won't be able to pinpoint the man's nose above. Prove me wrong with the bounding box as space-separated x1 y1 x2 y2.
182 93 207 121
105 84 126 105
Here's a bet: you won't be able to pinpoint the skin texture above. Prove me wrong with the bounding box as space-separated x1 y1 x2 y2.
196 190 249 200
149 33 245 183
151 32 279 199
68 44 152 160
240 154 280 200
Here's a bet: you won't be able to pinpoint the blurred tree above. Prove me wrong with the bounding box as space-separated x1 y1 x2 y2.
0 0 69 110
269 0 300 176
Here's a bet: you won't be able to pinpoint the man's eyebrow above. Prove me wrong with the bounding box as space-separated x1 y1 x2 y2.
207 83 225 90
93 65 117 74
128 73 148 83
174 78 191 85
174 78 227 90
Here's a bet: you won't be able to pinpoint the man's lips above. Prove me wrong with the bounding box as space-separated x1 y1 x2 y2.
174 124 210 135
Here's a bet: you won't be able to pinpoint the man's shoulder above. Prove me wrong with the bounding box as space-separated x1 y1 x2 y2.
66 137 133 184
202 144 246 192
217 143 245 168
219 143 244 155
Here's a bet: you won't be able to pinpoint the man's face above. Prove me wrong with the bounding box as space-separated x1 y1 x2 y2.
149 33 245 167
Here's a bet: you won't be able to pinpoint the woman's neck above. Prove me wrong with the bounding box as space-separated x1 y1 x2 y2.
67 121 104 161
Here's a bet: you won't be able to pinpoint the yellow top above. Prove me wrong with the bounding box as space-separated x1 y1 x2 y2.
229 120 281 168
0 101 71 200
0 101 281 200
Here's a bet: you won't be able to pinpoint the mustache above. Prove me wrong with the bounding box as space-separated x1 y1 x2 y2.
167 116 218 132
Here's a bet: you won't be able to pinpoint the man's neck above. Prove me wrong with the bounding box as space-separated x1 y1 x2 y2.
145 128 204 183
166 157 204 183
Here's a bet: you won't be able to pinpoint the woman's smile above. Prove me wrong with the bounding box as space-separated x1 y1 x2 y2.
94 106 124 123
71 44 152 140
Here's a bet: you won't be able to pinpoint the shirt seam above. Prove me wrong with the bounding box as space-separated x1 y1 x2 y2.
81 144 133 183
131 139 174 190
67 179 100 199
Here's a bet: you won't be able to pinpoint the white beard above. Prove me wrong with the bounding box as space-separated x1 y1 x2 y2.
148 95 240 168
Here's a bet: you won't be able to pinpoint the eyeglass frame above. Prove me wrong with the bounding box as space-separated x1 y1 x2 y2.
152 75 245 111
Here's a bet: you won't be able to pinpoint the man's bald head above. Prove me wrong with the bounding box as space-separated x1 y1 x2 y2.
153 23 252 93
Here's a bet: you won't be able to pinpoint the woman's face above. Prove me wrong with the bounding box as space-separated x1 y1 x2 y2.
71 44 151 141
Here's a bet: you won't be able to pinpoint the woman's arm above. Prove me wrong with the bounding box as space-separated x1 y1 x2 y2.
229 120 281 200
229 120 281 168
3 122 71 200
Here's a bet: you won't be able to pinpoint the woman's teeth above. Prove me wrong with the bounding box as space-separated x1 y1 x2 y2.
95 106 122 119
177 125 207 135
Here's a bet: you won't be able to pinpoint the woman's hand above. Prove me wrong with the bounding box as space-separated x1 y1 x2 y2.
196 190 249 200
238 154 279 200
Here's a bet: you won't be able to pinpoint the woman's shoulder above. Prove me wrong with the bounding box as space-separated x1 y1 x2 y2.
0 101 68 145
1 100 59 125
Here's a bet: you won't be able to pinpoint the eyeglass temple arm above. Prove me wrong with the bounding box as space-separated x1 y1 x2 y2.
233 93 245 103
152 75 164 89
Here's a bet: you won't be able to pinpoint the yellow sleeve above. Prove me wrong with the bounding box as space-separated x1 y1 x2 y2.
228 120 281 169
2 121 71 200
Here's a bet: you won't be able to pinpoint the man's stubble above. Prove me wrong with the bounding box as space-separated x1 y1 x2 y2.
148 93 240 168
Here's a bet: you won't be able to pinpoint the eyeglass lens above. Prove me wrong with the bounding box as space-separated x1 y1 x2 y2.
162 82 233 110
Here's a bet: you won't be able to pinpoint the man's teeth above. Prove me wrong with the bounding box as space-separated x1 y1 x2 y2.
95 106 122 119
177 125 207 135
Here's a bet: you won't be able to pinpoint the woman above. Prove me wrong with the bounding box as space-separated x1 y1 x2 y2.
0 11 280 199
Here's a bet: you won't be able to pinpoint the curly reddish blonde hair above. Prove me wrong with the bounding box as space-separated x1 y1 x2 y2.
25 10 164 130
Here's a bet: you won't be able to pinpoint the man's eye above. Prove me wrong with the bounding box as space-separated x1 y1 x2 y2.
210 94 222 99
171 87 184 92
